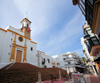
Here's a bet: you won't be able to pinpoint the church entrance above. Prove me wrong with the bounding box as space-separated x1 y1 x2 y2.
16 50 22 63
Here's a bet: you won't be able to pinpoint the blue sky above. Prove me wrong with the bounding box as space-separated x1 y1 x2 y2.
0 0 85 57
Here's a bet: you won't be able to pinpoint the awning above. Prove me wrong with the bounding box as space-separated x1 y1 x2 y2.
85 65 89 68
76 65 85 68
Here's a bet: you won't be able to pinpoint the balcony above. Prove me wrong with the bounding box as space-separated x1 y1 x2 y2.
65 63 80 67
85 0 97 28
84 35 100 53
64 58 78 62
90 45 100 56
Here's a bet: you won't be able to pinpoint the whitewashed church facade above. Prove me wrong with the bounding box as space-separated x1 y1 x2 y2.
0 17 39 68
0 17 54 69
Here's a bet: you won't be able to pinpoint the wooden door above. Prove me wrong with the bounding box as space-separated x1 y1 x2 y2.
16 50 22 63
52 63 55 68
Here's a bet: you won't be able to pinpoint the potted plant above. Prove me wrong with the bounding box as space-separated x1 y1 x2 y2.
42 61 45 65
83 50 85 53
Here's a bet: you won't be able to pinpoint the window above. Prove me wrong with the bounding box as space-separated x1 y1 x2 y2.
63 58 66 60
44 58 45 63
68 62 71 64
27 24 29 27
48 59 50 63
22 24 24 28
98 33 100 38
18 37 23 42
31 47 33 51
8 53 10 55
57 63 60 65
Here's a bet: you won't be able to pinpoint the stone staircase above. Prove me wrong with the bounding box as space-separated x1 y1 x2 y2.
0 63 67 83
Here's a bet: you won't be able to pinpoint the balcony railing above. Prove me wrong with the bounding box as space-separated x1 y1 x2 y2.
84 35 100 53
65 63 80 66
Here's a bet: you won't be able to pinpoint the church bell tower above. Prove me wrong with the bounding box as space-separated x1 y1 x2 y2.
20 16 31 39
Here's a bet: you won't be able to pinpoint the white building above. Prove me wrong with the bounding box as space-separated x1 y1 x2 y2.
0 17 39 68
37 50 52 68
0 17 57 69
81 37 94 60
52 52 84 73
0 17 84 74
81 37 98 76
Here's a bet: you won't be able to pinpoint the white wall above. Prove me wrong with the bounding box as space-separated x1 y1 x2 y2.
81 37 94 60
0 30 7 63
39 55 52 68
27 40 38 66
1 31 14 64
16 35 25 47
52 52 79 71
6 26 24 36
0 27 38 68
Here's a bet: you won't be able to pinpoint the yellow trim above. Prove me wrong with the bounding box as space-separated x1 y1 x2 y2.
31 41 37 44
92 0 100 33
10 34 17 62
0 28 37 44
0 28 7 32
24 38 27 47
13 43 27 49
23 38 27 63
18 36 24 42
7 29 31 40
14 34 16 44
23 48 27 63
10 43 27 62
10 45 16 62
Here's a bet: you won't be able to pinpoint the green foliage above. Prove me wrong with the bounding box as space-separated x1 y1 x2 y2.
81 57 87 66
83 50 85 53
42 61 45 65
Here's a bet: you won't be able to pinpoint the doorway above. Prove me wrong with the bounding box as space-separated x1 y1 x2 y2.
16 50 22 63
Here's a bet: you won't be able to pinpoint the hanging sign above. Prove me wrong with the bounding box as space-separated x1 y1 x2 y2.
72 73 86 83
26 27 30 32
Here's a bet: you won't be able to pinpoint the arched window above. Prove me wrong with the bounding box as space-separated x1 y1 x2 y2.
48 59 50 63
27 24 29 27
31 47 33 51
44 58 45 63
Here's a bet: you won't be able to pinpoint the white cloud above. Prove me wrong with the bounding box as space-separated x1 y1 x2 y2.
13 0 71 38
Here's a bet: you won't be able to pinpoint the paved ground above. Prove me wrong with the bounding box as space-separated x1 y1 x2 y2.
41 74 100 83
42 79 73 83
89 75 100 83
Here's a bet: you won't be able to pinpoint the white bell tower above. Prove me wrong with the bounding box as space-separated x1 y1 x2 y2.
20 15 31 39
